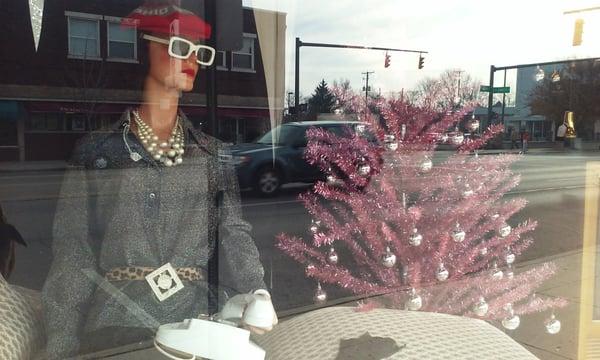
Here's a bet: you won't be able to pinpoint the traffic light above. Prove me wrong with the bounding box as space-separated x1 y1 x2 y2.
573 18 584 46
384 53 391 68
418 54 425 69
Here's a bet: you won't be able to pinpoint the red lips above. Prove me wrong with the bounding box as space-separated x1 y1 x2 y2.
182 68 196 77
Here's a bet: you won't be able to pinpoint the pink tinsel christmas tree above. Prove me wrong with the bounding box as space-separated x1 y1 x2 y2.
276 87 567 332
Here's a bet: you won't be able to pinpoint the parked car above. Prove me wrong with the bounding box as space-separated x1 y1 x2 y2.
230 121 374 196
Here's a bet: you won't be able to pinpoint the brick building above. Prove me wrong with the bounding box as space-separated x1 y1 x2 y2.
0 0 286 161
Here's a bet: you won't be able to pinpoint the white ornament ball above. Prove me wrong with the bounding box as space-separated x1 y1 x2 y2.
405 289 423 311
358 164 371 176
505 251 516 265
451 132 464 145
473 297 489 317
467 119 480 132
452 224 466 243
310 220 321 234
491 262 504 280
327 247 339 265
409 228 423 247
420 157 433 172
499 224 512 238
545 314 561 335
381 247 397 268
436 264 449 282
314 284 327 304
502 314 521 330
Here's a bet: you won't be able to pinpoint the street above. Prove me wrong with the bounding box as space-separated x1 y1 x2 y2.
0 151 597 359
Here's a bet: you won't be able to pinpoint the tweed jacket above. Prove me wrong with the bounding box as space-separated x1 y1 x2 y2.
41 109 266 359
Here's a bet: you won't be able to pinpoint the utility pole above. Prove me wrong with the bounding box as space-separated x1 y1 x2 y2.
362 71 374 104
287 91 293 114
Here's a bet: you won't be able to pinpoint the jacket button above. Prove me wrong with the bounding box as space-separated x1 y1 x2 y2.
149 192 156 200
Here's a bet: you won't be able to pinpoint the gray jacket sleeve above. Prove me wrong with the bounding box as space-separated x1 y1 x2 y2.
217 144 267 294
42 157 98 359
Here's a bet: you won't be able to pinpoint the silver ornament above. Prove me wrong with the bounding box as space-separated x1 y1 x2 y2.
480 247 488 256
409 228 423 246
310 220 321 234
499 224 512 238
436 263 449 282
327 247 339 265
358 163 371 176
314 283 327 304
405 288 422 311
420 157 433 172
505 264 514 280
505 250 516 265
355 124 366 134
491 261 504 280
384 134 398 151
467 118 480 132
502 305 521 330
472 297 489 317
381 246 397 268
545 314 561 335
452 223 466 243
463 184 474 197
451 132 464 145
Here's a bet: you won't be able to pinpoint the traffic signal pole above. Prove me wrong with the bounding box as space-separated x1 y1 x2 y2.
294 37 428 116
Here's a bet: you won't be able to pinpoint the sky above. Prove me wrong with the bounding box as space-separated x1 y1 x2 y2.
244 0 600 101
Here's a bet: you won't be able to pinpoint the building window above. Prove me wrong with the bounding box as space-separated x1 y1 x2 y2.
106 17 137 62
66 13 101 59
231 34 256 72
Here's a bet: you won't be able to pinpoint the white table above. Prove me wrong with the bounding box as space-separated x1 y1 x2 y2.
104 307 537 360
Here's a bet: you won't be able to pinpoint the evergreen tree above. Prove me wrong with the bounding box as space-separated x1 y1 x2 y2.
308 79 336 115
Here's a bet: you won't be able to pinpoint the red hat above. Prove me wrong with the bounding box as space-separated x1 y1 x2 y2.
122 0 211 40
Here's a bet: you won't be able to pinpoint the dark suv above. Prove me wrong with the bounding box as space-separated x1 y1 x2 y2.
230 121 371 196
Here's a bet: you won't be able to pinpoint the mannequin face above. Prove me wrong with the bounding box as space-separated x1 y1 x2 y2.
147 36 200 92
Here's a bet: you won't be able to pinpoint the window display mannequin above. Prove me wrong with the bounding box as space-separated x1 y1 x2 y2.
42 1 269 358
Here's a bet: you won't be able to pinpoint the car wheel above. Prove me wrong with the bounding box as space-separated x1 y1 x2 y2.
255 167 282 196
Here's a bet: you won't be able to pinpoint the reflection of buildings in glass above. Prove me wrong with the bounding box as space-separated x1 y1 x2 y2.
0 1 286 161
512 65 556 142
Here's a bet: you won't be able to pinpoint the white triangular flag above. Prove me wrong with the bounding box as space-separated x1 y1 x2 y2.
29 0 44 52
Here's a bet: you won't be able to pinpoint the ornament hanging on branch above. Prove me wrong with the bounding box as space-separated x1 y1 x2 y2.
435 263 449 282
544 313 561 335
381 246 397 268
314 283 327 304
502 303 520 330
327 247 339 265
408 228 423 247
405 288 423 311
452 223 466 243
472 297 489 317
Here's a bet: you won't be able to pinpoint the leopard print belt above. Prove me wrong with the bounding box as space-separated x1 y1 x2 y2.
105 266 206 282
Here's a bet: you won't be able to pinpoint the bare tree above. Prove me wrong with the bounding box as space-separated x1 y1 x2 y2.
410 69 486 111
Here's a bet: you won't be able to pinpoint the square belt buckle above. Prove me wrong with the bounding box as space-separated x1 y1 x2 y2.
145 263 184 302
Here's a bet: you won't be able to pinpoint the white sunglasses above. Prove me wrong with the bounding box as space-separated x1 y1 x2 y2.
143 34 216 66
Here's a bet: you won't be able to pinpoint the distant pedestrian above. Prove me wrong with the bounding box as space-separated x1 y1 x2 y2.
594 119 600 141
510 128 518 149
522 130 529 153
556 121 567 146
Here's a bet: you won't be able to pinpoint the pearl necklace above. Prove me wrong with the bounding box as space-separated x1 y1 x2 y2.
132 109 185 167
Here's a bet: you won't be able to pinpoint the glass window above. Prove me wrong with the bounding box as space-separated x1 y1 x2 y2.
67 17 100 58
6 1 600 359
107 21 137 60
231 35 255 72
